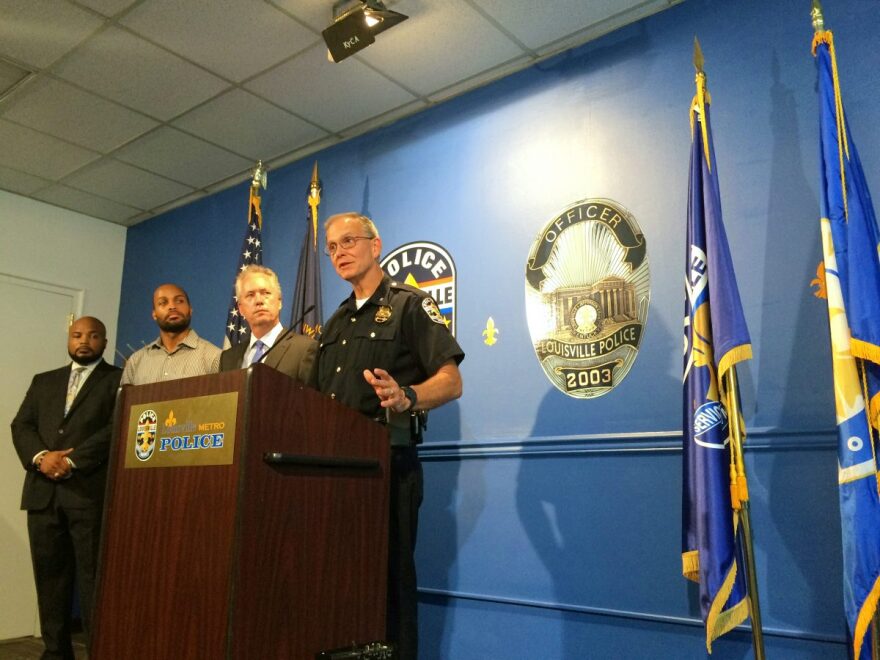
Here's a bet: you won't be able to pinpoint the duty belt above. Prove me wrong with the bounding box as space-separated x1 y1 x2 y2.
379 409 427 446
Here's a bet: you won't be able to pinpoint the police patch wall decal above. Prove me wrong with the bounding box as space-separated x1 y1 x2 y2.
525 199 650 398
381 241 457 335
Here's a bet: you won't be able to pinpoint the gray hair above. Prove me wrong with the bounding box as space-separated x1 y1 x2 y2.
324 212 380 239
235 265 282 301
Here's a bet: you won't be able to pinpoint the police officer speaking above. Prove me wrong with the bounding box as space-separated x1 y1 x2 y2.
317 212 464 660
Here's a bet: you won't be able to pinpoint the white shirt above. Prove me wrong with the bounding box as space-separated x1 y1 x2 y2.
242 322 284 368
71 356 101 388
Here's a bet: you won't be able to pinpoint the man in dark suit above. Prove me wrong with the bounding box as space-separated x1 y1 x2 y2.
219 265 317 384
11 316 122 660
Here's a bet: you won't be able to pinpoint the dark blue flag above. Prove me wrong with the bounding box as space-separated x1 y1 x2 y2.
290 162 323 339
682 69 751 651
813 26 880 660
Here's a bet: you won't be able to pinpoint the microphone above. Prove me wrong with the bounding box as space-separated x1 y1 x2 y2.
255 304 317 363
289 304 317 336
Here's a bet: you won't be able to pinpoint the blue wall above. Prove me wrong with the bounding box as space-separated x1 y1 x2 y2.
117 0 880 656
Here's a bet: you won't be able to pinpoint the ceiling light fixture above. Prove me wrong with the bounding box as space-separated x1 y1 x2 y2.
322 0 408 63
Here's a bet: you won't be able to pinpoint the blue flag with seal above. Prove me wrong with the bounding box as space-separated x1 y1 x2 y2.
682 55 752 652
813 20 880 660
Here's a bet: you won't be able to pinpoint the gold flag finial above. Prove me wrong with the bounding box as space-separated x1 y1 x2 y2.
691 36 711 171
811 0 824 32
693 36 704 75
308 161 322 249
251 161 268 190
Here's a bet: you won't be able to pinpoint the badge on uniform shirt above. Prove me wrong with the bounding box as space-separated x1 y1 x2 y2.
375 305 393 323
421 297 446 325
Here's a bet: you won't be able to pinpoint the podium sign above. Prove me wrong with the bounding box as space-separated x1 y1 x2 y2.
125 392 238 468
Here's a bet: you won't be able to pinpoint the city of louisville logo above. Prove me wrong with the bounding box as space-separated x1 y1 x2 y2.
525 198 650 398
380 241 457 336
135 409 158 461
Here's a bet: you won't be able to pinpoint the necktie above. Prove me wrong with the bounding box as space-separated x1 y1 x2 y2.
65 367 86 415
250 340 266 365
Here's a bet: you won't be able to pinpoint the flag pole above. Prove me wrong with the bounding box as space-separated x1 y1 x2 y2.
872 615 880 660
724 366 765 660
694 36 765 659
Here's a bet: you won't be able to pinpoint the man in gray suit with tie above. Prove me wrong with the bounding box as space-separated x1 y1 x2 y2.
219 265 317 384
11 316 122 660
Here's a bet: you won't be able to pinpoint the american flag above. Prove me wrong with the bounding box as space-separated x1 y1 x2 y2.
224 180 263 348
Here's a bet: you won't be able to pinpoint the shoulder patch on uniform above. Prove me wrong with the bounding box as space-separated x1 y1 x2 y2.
422 297 446 325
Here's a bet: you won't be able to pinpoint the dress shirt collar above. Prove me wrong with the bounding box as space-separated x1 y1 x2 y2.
70 357 102 376
249 322 283 350
148 328 201 353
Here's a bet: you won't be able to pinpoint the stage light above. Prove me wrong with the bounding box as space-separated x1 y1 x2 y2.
322 0 408 63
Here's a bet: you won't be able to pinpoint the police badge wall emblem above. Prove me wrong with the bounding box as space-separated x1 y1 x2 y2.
381 241 457 335
525 199 650 398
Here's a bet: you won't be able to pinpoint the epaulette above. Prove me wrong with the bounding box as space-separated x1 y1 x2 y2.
388 280 427 297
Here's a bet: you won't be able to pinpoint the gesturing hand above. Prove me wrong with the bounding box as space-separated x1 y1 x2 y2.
363 368 411 413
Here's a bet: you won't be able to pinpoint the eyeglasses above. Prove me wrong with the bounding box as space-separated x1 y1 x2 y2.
324 235 373 256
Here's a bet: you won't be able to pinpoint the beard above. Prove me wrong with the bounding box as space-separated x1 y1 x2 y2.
157 316 191 333
69 349 101 365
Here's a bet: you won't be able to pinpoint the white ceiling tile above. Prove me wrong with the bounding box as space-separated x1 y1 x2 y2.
52 26 230 121
1 76 158 152
427 53 532 103
0 164 52 196
0 0 104 69
337 99 430 138
356 0 524 96
0 57 33 96
0 118 100 179
269 0 335 32
33 183 141 224
63 158 195 209
265 134 342 172
120 0 321 82
531 0 679 59
245 42 417 132
172 89 329 161
474 0 671 50
146 190 208 217
0 0 678 224
113 127 254 188
75 0 140 18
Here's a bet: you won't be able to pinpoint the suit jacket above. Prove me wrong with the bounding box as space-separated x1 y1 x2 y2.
11 359 122 511
219 328 318 387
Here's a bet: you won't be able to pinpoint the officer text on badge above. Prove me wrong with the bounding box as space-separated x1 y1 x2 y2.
525 199 650 399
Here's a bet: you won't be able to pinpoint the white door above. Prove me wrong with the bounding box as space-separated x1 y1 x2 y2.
0 273 82 640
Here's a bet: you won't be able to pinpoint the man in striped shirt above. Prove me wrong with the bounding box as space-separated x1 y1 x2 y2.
121 283 221 386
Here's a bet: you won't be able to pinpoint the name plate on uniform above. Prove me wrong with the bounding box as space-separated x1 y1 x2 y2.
125 392 238 468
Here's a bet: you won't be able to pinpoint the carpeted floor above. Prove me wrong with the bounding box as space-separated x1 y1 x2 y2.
0 632 87 659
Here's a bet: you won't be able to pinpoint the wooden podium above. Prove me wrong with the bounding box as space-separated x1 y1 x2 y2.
91 365 390 659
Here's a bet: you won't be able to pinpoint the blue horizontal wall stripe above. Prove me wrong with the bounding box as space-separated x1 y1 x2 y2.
419 587 847 645
419 427 837 459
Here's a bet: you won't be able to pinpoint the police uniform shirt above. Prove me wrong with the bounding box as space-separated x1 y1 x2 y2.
318 275 464 420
